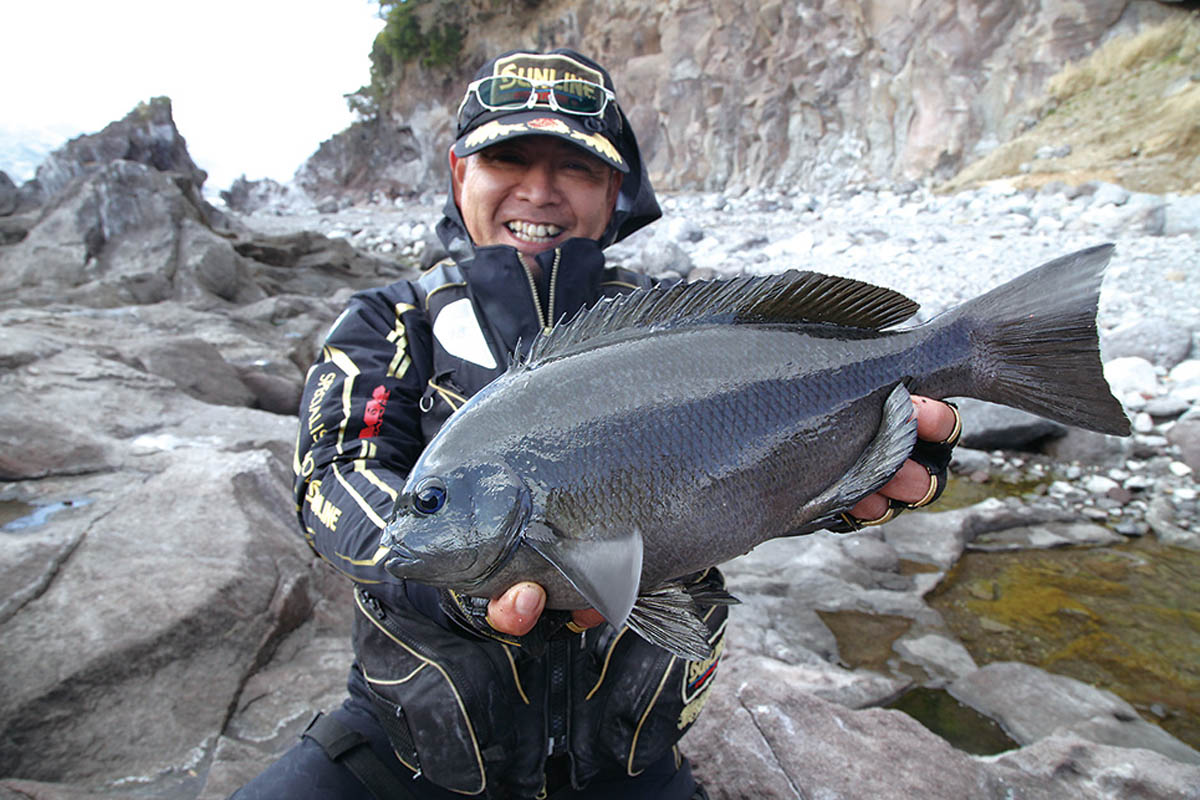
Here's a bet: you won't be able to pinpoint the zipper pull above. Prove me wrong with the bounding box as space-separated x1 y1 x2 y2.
360 590 386 620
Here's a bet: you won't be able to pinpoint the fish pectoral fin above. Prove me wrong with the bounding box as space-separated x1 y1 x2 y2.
524 523 643 631
795 383 919 528
627 584 716 661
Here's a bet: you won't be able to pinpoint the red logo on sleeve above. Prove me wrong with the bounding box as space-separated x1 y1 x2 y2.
363 385 390 437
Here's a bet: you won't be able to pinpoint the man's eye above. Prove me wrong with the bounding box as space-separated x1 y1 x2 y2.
487 149 525 165
562 160 601 177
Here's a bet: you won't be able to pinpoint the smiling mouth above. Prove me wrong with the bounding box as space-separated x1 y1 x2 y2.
506 220 564 243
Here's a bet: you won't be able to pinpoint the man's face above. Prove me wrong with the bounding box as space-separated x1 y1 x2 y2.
450 135 622 256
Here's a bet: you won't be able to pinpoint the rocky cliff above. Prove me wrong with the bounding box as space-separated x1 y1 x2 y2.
297 0 1190 202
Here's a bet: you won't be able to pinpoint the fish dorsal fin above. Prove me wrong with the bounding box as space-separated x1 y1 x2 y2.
523 270 919 367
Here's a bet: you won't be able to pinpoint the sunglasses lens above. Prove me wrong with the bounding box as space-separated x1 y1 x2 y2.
476 77 534 109
551 80 606 113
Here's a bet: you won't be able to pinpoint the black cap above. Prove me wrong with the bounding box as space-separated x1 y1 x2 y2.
452 49 630 173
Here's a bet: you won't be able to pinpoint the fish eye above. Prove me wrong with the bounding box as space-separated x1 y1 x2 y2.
412 477 447 516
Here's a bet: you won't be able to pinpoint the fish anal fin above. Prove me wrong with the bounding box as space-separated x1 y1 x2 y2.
627 584 715 661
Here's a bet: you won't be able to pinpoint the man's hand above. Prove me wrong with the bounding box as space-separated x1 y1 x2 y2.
486 396 960 637
848 396 959 523
486 582 605 637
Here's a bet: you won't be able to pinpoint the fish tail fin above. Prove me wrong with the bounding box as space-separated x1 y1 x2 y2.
935 244 1130 436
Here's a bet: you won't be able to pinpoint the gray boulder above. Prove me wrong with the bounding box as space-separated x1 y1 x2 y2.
1168 411 1200 472
955 398 1067 451
238 368 305 416
220 176 315 215
33 96 208 198
0 215 29 245
685 659 1007 799
128 336 258 408
882 498 1075 569
1043 427 1134 466
684 656 1200 799
1163 193 1200 237
16 177 47 213
989 735 1200 800
295 117 432 204
0 170 16 216
1102 317 1194 369
950 662 1200 765
0 160 409 311
0 407 309 784
0 161 246 308
967 520 1125 551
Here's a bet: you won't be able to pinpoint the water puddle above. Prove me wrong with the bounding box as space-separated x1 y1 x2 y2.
1 497 93 532
815 609 912 671
886 687 1019 755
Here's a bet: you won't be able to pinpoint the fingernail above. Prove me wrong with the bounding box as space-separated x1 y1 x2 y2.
515 586 541 616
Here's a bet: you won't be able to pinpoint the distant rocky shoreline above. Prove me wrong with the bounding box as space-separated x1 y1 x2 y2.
1 94 1199 800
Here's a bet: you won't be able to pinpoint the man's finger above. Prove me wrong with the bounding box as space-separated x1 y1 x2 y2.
912 396 959 443
848 492 889 524
877 459 938 505
571 608 605 630
486 582 545 636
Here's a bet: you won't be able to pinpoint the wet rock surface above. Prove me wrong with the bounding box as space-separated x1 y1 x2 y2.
2 106 1199 799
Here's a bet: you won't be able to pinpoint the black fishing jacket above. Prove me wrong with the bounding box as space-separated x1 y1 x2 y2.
295 208 728 796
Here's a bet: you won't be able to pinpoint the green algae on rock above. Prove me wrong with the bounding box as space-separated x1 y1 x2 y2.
929 537 1200 748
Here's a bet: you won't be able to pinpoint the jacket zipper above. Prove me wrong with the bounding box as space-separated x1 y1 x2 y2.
546 636 571 760
518 248 562 334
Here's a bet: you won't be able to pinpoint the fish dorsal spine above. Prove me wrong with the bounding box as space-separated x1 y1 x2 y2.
519 270 921 368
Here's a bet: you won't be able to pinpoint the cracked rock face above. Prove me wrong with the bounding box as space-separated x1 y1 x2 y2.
0 99 415 796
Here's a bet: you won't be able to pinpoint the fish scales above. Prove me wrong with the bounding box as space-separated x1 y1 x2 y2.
382 245 1130 659
488 327 914 578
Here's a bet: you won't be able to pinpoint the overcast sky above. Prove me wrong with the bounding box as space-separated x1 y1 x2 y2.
0 0 383 191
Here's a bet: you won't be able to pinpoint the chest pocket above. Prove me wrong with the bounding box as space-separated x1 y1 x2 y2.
354 588 545 797
415 264 504 444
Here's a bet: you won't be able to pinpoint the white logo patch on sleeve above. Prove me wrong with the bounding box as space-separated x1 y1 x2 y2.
432 298 498 370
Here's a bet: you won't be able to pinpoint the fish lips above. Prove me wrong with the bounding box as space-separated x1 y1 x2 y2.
384 545 420 569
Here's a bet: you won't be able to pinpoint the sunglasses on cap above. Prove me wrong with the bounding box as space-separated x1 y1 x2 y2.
457 75 617 118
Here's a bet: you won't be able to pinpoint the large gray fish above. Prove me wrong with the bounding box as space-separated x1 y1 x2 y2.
382 244 1130 659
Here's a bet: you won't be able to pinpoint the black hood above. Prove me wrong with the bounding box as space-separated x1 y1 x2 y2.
435 102 661 263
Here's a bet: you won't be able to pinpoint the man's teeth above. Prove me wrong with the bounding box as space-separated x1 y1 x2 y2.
507 221 564 241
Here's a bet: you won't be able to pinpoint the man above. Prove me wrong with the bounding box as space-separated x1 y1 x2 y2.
236 48 959 799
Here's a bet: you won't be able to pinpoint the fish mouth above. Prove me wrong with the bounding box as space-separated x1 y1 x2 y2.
383 541 423 579
386 547 419 565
